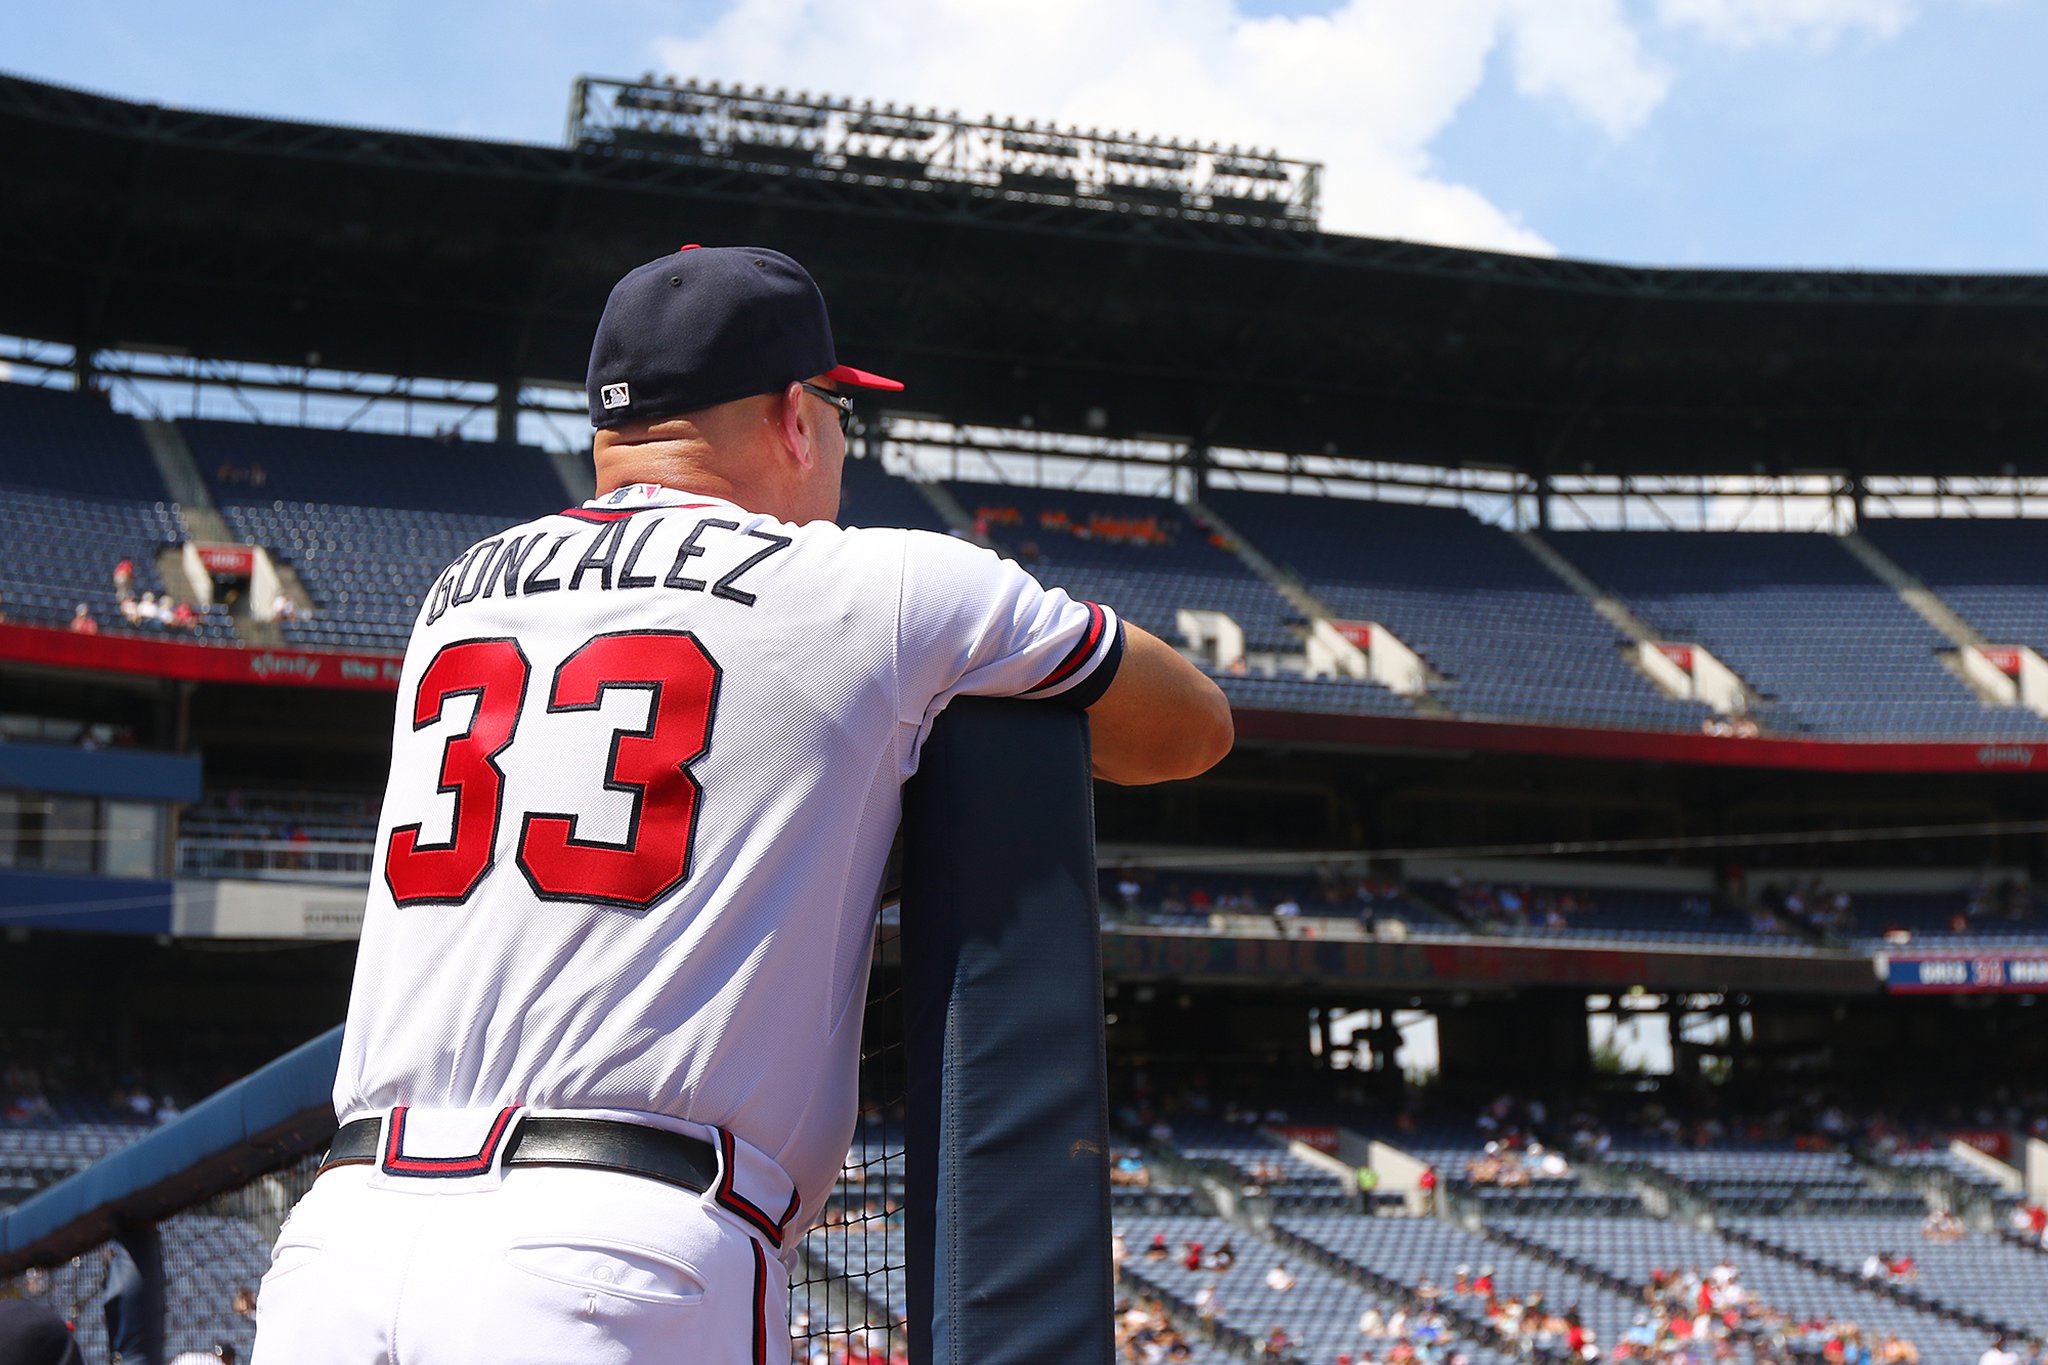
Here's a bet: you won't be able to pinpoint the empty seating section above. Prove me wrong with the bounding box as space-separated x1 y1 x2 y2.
1851 890 2048 945
1166 1119 1349 1209
183 420 566 519
180 419 571 652
838 457 953 533
1425 882 1795 946
0 488 234 640
219 502 507 651
1501 1216 1991 1362
0 1122 148 1207
0 387 233 637
1209 493 1707 731
1105 871 1460 933
177 785 384 880
1862 518 2048 654
0 382 172 500
1551 531 2047 738
1608 1146 1921 1215
1731 1216 2048 1337
1213 671 1415 716
949 482 1302 655
1885 1148 2023 1205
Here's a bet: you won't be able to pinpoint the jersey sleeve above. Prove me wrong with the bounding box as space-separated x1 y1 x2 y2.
894 531 1127 760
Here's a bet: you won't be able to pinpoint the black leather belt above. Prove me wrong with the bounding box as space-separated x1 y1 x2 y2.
321 1115 719 1195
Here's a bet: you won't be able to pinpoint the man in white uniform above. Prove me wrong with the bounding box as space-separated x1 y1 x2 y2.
251 245 1232 1364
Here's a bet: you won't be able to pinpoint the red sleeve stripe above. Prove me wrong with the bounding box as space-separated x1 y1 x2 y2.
1028 602 1107 694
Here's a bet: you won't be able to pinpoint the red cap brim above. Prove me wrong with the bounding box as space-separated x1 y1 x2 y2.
825 363 905 392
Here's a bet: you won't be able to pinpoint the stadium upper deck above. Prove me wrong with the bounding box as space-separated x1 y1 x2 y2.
6 382 2046 745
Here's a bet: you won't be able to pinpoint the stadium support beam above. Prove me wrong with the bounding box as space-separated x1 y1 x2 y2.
496 379 521 443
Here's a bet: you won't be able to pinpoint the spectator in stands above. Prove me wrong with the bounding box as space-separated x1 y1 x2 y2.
1264 1261 1296 1292
1920 1208 1964 1242
169 600 198 632
1271 895 1301 937
1358 1306 1387 1339
1144 1233 1169 1262
68 604 96 635
1207 1239 1236 1272
1354 1162 1379 1212
1259 1326 1293 1362
112 558 133 598
1982 1338 2022 1365
1417 1164 1437 1212
98 1244 149 1364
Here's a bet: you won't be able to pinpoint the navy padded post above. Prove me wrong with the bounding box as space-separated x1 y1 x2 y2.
900 697 1113 1365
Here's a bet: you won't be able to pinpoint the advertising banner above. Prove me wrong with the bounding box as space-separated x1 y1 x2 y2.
1884 953 2048 994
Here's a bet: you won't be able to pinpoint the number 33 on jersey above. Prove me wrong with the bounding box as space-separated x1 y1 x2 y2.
337 483 1123 1223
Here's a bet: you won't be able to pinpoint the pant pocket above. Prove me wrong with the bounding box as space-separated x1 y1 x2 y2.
505 1236 709 1307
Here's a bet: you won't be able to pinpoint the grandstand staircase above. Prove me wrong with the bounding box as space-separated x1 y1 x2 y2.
1718 1223 2018 1340
1837 532 1988 650
137 419 312 646
909 479 986 544
1188 494 1450 715
1390 882 1498 937
1579 1152 1694 1219
1263 1219 1502 1352
1514 529 1757 710
1834 532 2030 708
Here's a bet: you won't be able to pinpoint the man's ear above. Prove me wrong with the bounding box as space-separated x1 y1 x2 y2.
777 381 817 472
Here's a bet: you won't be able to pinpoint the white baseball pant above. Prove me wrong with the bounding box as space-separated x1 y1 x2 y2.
249 1160 787 1365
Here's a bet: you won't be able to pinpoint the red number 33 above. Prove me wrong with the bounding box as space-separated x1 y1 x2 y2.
383 631 720 911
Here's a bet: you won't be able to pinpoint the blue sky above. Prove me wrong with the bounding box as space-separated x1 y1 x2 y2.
7 0 2044 271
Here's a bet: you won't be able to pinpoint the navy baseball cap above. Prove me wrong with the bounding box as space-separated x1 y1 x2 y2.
587 245 903 428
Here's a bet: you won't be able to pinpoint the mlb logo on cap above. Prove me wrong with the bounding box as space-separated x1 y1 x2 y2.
586 245 903 429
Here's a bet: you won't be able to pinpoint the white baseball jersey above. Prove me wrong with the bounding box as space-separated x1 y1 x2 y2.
332 482 1123 1237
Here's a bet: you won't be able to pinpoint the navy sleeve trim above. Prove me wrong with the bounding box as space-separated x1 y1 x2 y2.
1050 617 1125 710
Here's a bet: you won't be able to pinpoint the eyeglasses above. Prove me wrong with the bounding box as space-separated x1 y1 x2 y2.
799 381 856 436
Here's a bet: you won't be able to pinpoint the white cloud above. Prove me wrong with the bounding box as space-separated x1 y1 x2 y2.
1654 0 1915 49
652 0 1681 255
